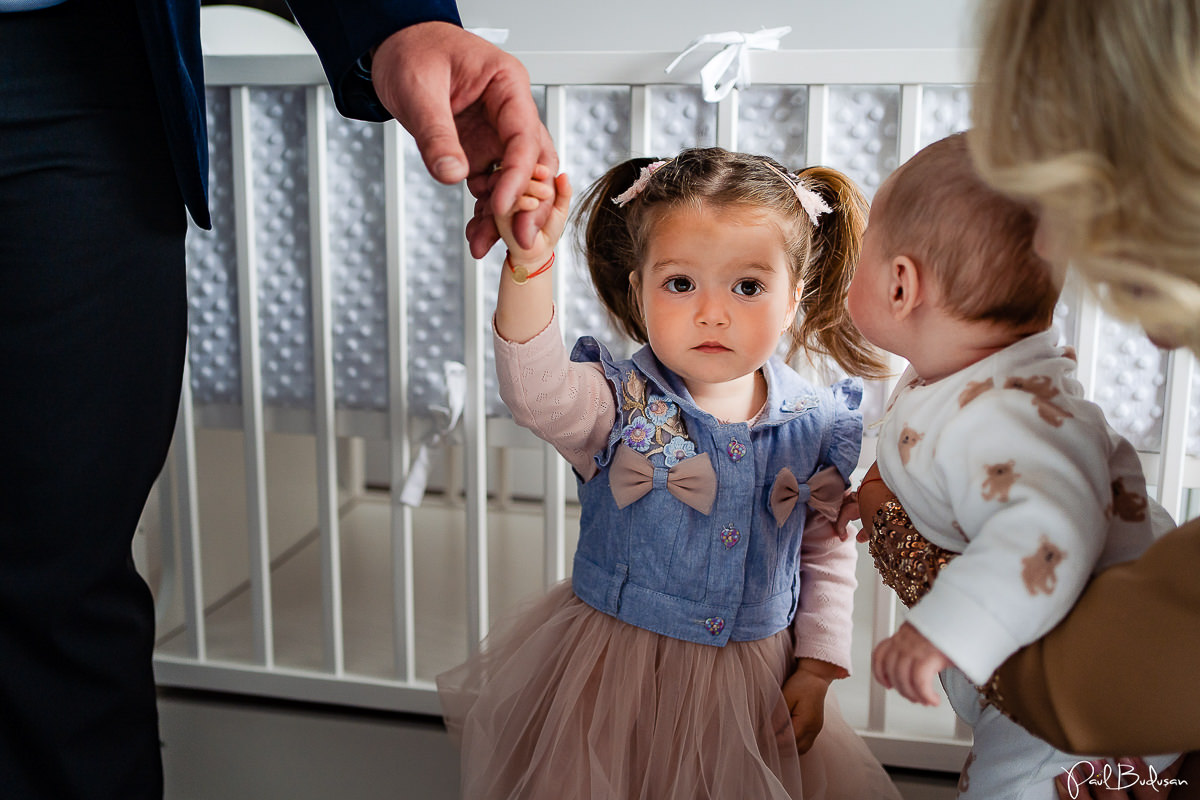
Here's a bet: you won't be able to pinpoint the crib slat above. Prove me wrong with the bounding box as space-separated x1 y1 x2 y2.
804 84 828 168
307 86 345 677
867 575 896 732
384 120 416 681
716 89 738 151
1157 349 1195 520
1071 276 1103 401
898 84 923 160
630 85 653 158
543 85 569 588
231 85 275 668
463 191 490 651
174 355 206 660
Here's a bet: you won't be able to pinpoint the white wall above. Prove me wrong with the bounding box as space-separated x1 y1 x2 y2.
457 0 981 52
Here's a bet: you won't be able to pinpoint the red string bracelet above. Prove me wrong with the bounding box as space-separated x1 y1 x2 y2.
858 475 885 490
506 251 555 285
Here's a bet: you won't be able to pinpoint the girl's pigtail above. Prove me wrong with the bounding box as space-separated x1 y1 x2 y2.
794 166 890 379
573 158 659 343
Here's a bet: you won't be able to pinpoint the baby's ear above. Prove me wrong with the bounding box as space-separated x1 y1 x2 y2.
889 254 923 318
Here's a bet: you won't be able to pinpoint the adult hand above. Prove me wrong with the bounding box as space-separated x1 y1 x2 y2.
1054 756 1184 800
371 22 559 259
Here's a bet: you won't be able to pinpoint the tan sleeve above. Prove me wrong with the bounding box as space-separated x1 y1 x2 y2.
994 516 1200 755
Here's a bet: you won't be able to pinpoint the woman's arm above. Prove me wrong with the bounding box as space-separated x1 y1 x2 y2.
996 518 1200 755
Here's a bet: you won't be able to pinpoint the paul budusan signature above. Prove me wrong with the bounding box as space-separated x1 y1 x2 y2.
1062 760 1187 799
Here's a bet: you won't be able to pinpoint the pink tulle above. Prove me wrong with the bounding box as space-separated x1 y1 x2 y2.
438 582 901 800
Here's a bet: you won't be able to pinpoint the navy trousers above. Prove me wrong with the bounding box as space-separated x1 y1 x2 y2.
0 0 187 795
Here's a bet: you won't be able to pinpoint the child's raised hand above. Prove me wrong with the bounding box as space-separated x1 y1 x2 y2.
494 164 572 271
871 622 951 706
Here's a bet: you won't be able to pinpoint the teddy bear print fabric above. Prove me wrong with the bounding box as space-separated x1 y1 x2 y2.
874 329 1171 687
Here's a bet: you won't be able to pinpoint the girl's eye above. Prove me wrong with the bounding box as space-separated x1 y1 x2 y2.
733 279 764 297
665 277 694 293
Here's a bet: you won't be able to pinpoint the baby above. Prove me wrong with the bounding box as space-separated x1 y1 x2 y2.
847 132 1178 799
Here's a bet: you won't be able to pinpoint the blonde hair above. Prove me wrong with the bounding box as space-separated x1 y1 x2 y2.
971 0 1200 351
878 132 1057 330
575 148 888 379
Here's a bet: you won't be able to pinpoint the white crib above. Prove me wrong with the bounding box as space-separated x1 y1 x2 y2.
143 14 1200 773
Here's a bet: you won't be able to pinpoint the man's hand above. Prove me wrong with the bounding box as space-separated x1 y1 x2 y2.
371 22 558 258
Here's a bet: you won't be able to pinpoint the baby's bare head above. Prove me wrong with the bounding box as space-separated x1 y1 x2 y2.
873 132 1058 331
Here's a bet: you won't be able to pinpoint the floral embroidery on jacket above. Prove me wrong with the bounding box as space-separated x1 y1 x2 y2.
663 436 696 467
619 370 694 462
781 394 819 414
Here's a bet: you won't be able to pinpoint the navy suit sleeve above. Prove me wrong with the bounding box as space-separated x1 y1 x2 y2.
285 0 463 121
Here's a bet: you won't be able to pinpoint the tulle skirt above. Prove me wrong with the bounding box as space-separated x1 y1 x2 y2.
438 582 901 800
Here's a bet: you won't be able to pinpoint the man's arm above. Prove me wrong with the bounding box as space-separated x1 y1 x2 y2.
285 2 559 257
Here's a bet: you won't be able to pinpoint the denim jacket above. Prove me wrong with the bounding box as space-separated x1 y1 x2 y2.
569 337 863 647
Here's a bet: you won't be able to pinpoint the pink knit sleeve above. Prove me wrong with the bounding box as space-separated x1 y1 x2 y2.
493 309 616 480
792 515 858 676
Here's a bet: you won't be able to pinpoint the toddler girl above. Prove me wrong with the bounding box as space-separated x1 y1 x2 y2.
438 148 901 799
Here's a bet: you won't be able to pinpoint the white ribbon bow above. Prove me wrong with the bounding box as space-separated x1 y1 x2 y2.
665 26 792 103
398 361 467 507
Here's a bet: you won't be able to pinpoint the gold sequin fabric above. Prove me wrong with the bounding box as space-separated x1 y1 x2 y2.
977 672 1008 716
868 499 959 608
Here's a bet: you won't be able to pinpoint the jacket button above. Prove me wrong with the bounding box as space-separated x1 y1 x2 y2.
704 617 725 635
720 524 741 548
727 438 746 462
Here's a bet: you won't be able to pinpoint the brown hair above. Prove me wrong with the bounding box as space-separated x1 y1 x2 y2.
575 147 887 379
877 132 1058 329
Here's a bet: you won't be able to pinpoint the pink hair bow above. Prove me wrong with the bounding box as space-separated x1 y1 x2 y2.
761 160 832 227
612 160 671 207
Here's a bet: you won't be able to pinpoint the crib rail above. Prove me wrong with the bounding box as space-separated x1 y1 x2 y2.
148 45 1199 772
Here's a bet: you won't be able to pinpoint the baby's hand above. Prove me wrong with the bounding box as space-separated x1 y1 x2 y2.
494 164 572 271
871 622 952 706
